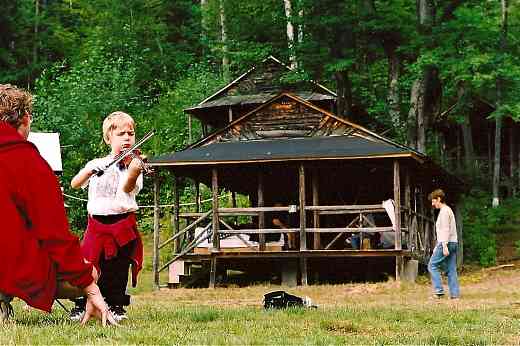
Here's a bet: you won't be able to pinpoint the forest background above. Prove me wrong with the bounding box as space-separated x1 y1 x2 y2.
2 0 520 267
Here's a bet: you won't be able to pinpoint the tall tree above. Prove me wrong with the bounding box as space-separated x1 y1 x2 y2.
219 0 230 80
283 0 303 68
407 0 442 154
283 0 296 68
492 0 509 207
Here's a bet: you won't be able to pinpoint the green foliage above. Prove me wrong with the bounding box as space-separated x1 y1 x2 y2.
33 43 152 232
461 190 520 266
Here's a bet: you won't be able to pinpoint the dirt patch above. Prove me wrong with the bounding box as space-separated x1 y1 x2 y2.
496 231 520 263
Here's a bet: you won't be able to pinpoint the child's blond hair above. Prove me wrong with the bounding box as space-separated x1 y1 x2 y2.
102 111 135 144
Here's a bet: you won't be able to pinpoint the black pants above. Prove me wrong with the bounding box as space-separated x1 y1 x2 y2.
97 240 134 307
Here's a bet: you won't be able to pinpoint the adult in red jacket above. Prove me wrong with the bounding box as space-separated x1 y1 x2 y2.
0 84 115 326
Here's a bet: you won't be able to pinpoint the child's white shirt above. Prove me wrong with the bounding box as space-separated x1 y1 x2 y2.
83 155 143 215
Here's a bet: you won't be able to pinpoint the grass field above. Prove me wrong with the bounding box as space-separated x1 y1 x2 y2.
3 243 520 344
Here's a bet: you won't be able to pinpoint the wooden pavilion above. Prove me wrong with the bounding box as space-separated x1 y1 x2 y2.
149 58 463 288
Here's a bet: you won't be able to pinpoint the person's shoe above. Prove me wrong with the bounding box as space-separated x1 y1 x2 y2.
0 300 14 323
109 305 128 322
69 305 85 322
429 293 444 300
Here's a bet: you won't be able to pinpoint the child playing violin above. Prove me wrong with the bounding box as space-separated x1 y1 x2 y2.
69 111 145 322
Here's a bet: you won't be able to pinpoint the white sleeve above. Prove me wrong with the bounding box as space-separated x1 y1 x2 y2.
134 173 144 193
79 159 100 189
436 208 450 243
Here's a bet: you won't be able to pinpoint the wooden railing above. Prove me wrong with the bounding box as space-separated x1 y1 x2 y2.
156 204 435 277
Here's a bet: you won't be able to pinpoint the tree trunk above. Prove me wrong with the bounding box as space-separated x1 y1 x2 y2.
509 126 516 197
408 1 440 154
417 0 436 30
335 70 353 120
493 112 502 207
407 79 421 151
461 117 474 170
457 84 475 171
385 43 401 129
283 0 297 69
297 8 303 45
493 0 508 207
33 0 39 66
219 0 230 81
201 0 208 41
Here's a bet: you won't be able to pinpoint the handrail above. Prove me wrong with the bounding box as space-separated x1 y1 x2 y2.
159 222 213 272
158 210 212 250
305 204 383 211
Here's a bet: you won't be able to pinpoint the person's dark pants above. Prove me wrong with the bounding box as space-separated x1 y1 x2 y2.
97 241 134 307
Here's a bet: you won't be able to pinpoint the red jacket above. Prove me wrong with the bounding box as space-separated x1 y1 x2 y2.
0 121 93 312
82 214 143 287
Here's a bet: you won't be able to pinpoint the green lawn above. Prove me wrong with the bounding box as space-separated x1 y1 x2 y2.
3 268 520 345
2 235 520 345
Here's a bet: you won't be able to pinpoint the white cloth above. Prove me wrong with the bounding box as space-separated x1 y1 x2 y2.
382 199 396 230
83 156 143 215
435 205 458 243
381 199 396 248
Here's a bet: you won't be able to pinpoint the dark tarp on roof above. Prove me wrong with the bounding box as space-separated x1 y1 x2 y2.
150 136 412 166
185 91 335 112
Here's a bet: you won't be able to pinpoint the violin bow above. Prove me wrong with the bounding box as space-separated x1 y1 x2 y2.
93 128 156 177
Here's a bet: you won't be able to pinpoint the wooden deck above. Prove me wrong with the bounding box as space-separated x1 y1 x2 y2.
182 249 411 259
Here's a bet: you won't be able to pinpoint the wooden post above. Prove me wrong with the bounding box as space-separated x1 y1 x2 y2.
394 160 402 281
299 164 307 251
258 172 266 251
209 256 217 288
299 164 308 285
153 176 161 289
394 160 402 250
312 173 320 250
228 107 233 123
195 180 201 213
188 114 192 143
212 168 220 251
173 176 181 253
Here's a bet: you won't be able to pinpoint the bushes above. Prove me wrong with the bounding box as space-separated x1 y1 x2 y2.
461 189 520 266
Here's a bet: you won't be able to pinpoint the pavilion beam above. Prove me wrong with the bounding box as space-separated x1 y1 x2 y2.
209 256 217 289
195 180 201 213
394 160 403 281
312 171 320 250
209 168 219 289
153 176 161 290
258 171 266 251
404 168 411 251
188 114 192 143
299 164 308 285
173 176 180 253
212 168 220 251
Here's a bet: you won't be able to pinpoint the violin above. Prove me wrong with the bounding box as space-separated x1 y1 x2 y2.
117 148 154 175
